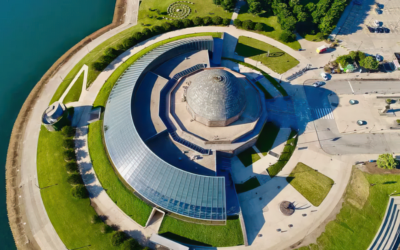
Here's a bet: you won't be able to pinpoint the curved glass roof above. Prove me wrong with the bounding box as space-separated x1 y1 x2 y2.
103 37 227 220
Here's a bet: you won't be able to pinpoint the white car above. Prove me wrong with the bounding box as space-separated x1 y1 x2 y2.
321 72 329 80
313 81 323 87
374 20 381 26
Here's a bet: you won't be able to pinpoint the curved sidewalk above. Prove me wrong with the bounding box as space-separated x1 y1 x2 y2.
17 0 139 249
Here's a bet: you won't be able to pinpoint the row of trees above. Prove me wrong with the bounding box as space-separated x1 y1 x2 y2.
92 16 230 72
233 19 296 42
239 0 350 36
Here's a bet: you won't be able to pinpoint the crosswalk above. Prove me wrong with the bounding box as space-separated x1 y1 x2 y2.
312 108 334 120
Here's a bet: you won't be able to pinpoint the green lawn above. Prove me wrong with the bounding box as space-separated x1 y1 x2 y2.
63 72 84 104
235 177 261 193
287 162 334 206
222 58 288 96
256 122 280 156
88 121 152 226
300 32 325 42
235 36 299 74
297 168 400 250
267 130 298 177
159 216 244 247
93 32 222 108
37 127 124 249
237 147 261 167
237 6 301 50
139 0 232 27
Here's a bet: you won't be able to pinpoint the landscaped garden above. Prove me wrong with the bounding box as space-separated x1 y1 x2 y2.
267 130 298 177
63 72 84 104
235 36 299 74
256 122 280 156
287 162 334 206
237 147 261 167
297 168 400 250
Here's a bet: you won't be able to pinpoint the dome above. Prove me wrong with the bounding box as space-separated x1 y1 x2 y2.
186 69 246 126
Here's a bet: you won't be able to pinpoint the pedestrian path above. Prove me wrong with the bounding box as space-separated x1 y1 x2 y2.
311 108 334 120
59 64 88 103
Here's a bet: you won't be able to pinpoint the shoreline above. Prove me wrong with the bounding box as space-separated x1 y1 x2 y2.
5 0 127 248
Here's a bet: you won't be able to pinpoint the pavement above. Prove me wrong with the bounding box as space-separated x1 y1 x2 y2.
18 0 139 249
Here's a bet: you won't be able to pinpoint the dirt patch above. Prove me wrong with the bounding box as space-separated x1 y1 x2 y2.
358 162 400 175
5 1 126 249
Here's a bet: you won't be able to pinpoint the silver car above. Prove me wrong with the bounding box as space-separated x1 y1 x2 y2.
313 81 323 87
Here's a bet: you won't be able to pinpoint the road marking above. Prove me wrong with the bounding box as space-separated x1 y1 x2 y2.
348 80 355 94
312 108 334 120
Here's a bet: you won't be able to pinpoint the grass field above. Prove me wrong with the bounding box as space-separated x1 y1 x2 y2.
237 147 261 167
287 162 334 206
139 0 232 27
267 130 298 177
235 177 261 193
37 127 124 249
256 122 280 156
63 72 84 104
88 121 152 226
237 6 301 50
159 216 244 247
297 168 400 250
235 36 299 74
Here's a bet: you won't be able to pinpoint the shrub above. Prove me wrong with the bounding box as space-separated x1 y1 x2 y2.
142 28 152 38
324 66 331 73
64 149 76 162
349 51 357 60
254 22 264 31
377 153 398 169
172 20 183 29
397 119 400 125
71 185 89 199
112 231 127 246
61 126 75 137
162 22 172 31
203 16 212 25
91 214 102 224
357 51 366 61
123 238 140 250
103 47 118 57
212 16 223 25
92 61 107 72
67 173 84 185
152 25 164 34
182 19 193 27
336 55 353 68
360 56 379 70
233 19 242 28
222 18 230 26
101 224 113 234
242 20 254 30
132 32 143 41
100 55 115 64
65 162 79 173
62 139 74 149
122 38 135 50
193 16 203 26
386 99 392 104
279 31 295 43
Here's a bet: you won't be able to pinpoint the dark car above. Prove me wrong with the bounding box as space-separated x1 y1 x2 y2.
367 26 375 33
383 27 390 33
376 27 384 33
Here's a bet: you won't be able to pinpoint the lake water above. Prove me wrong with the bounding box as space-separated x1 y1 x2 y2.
0 0 115 248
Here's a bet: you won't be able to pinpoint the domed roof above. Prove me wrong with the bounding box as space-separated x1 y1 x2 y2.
186 69 246 122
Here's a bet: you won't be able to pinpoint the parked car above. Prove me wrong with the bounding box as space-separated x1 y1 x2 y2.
375 8 382 14
367 26 375 33
374 20 381 26
376 27 384 33
383 27 390 33
349 99 357 105
313 81 324 87
376 54 382 62
320 72 329 80
357 120 365 126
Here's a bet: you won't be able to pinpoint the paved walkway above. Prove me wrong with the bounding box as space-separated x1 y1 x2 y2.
18 1 139 249
59 64 88 103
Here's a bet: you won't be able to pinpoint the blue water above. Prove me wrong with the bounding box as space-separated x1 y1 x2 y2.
0 0 115 248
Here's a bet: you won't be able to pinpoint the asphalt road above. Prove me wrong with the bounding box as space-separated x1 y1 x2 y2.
302 80 400 155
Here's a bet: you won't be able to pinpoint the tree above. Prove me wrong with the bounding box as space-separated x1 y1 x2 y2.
279 31 296 42
213 0 222 4
142 28 152 38
67 173 84 185
212 16 223 25
92 62 106 71
360 56 379 70
152 25 164 34
162 22 172 31
254 22 264 31
336 55 353 68
132 32 143 41
242 20 255 30
297 12 308 22
64 149 76 162
112 231 127 246
349 51 357 60
62 139 74 149
305 2 316 12
249 2 262 14
281 16 297 31
122 38 135 50
233 19 242 28
103 47 118 57
65 162 78 173
123 238 140 250
61 126 75 137
222 18 231 26
193 16 203 26
357 51 366 61
71 185 89 199
377 153 398 169
172 20 183 29
91 214 102 224
221 0 236 11
182 19 193 28
202 16 212 25
101 224 113 234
